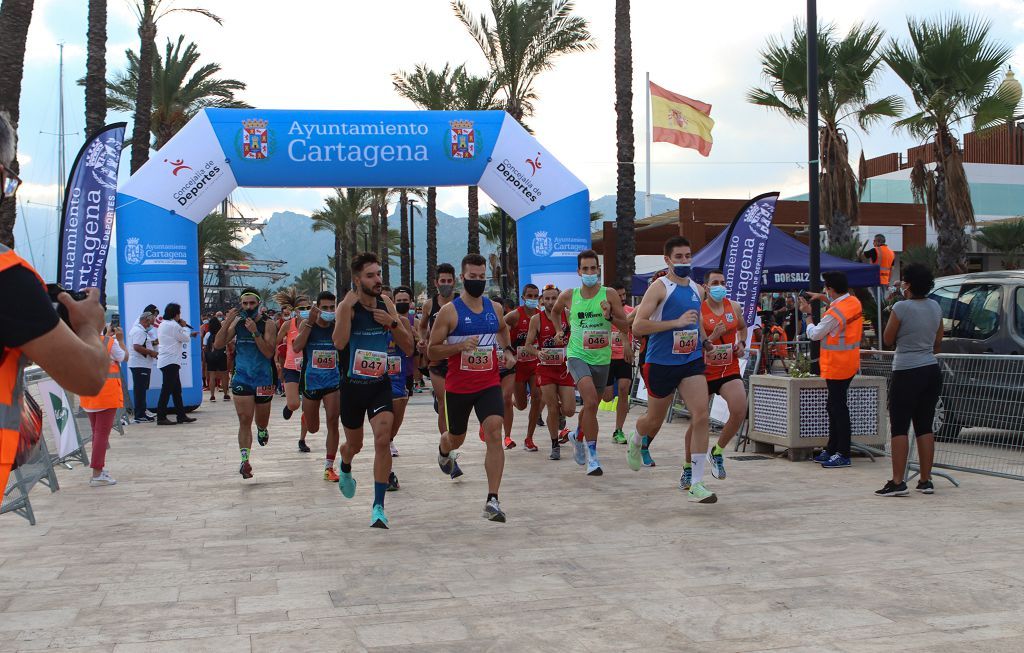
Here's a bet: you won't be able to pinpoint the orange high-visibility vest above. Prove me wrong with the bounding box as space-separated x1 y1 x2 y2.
820 295 863 380
770 325 788 358
0 244 46 489
79 337 124 411
877 245 895 285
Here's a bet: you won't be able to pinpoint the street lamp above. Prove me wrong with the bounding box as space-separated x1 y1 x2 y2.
408 198 418 298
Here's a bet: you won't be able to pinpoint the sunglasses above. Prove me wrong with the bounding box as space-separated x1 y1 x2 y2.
542 283 558 291
0 164 21 199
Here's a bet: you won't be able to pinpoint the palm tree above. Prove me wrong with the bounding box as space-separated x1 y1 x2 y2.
311 188 371 296
197 211 248 306
613 0 635 289
453 71 502 254
393 63 462 295
748 21 902 248
106 35 248 150
900 244 939 275
369 188 396 283
973 218 1024 269
884 16 1015 275
293 267 333 298
125 1 221 173
0 0 34 247
85 0 107 139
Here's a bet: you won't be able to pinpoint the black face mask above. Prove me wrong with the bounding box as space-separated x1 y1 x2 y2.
463 279 486 298
395 302 410 314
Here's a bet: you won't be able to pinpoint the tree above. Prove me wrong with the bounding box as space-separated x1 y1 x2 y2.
0 0 34 247
973 218 1024 269
197 211 248 307
883 16 1015 274
479 206 516 291
613 0 635 289
105 35 248 150
393 64 462 295
125 1 221 173
369 188 395 284
311 188 371 296
85 0 107 139
453 71 502 254
900 244 938 275
293 267 333 298
748 21 902 248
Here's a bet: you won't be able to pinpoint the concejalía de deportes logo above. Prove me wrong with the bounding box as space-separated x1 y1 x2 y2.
172 160 222 207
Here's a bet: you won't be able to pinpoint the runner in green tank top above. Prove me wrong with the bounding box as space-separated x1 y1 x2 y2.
551 249 629 477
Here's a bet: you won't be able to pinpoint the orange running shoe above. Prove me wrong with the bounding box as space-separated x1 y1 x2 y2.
324 467 340 482
524 436 538 452
558 428 570 444
504 436 517 450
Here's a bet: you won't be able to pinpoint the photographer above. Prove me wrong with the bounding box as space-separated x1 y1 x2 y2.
0 110 108 494
155 303 197 426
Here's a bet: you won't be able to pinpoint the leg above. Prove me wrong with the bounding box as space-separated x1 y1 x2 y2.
634 394 673 441
324 392 341 463
284 380 301 412
542 384 561 441
827 378 853 458
615 377 631 431
501 373 515 442
88 409 116 476
167 366 186 420
679 375 711 457
254 400 271 431
576 375 600 443
302 396 322 433
558 385 577 418
916 434 935 482
525 379 543 439
890 435 909 483
715 380 748 449
131 368 150 417
390 396 409 440
234 396 255 451
156 367 172 419
513 379 530 412
430 371 447 435
369 411 394 488
482 414 505 494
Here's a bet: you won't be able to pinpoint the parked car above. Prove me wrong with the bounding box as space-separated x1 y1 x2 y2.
925 271 1024 439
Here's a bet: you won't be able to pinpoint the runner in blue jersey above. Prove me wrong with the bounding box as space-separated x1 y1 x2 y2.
214 288 278 480
628 236 716 503
333 253 413 529
290 291 342 483
382 285 416 491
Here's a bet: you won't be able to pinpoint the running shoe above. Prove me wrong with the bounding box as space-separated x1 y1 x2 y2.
875 480 909 497
679 466 692 491
916 480 934 494
256 426 270 447
133 414 154 424
209 396 216 402
688 482 717 503
387 471 400 491
483 497 506 522
558 428 570 444
641 449 656 467
324 467 340 482
571 430 586 466
297 439 311 453
390 441 399 457
371 504 389 529
549 445 561 460
239 461 253 479
282 406 293 420
224 394 231 400
338 470 356 498
504 435 517 450
626 433 642 471
812 450 831 464
821 453 851 469
586 456 603 476
523 437 538 452
438 451 463 479
707 447 726 480
88 470 117 486
612 429 627 445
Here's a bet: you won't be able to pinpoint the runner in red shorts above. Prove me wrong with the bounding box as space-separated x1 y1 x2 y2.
504 283 544 452
524 284 574 460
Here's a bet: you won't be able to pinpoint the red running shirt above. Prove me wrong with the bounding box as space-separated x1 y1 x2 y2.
701 298 741 380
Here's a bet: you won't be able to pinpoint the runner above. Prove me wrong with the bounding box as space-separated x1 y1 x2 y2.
605 282 636 445
384 285 417 489
550 250 629 476
504 284 545 452
291 291 342 482
489 297 520 449
627 237 717 503
418 263 457 436
430 254 516 522
214 288 278 480
523 284 574 460
333 253 412 529
274 291 312 451
681 269 748 489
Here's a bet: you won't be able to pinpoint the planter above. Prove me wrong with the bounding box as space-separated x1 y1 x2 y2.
747 374 887 461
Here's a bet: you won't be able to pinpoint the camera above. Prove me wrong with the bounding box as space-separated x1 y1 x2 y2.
46 283 88 326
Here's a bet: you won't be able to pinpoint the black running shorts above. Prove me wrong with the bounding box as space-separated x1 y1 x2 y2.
707 374 742 397
444 385 504 436
340 379 393 429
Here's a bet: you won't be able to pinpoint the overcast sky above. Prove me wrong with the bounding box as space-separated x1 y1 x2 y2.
12 0 1024 251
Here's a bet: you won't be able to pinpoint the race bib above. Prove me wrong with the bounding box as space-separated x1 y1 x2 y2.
583 328 610 350
540 348 566 366
517 347 538 363
256 385 275 397
387 355 402 375
611 331 625 348
352 349 387 378
311 349 336 370
460 346 493 372
293 355 303 369
706 343 733 367
672 330 698 355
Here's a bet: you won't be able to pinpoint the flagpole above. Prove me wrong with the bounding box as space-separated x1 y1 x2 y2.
645 71 652 220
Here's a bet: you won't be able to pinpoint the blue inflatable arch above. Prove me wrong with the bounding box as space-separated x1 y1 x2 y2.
116 108 591 407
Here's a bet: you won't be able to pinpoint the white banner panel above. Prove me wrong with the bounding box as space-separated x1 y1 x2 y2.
37 380 79 458
123 281 196 389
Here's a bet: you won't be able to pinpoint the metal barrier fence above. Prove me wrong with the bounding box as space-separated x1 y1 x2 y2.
859 350 1024 484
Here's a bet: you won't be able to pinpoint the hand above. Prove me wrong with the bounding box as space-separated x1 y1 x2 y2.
600 300 611 320
59 287 105 334
733 342 745 359
112 327 123 339
225 307 239 325
675 309 698 329
460 336 480 352
244 318 258 334
805 291 827 302
417 339 428 354
372 309 393 328
308 305 321 324
709 323 727 341
504 349 517 369
798 297 811 315
341 290 359 308
553 332 566 346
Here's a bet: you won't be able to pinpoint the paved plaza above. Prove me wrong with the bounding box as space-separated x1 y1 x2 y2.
3 394 1024 652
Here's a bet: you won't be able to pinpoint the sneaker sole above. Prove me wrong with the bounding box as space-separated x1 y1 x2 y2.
371 519 389 529
484 511 506 523
917 488 934 494
876 491 910 497
688 493 718 504
587 467 604 476
450 468 463 479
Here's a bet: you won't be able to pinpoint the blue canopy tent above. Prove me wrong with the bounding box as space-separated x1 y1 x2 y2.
631 225 881 296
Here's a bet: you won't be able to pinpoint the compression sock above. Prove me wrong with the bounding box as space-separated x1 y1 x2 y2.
240 448 249 462
691 455 706 484
374 481 387 507
340 461 352 474
712 444 724 456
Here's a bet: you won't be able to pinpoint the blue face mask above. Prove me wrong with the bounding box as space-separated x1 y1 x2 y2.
320 311 336 323
709 285 728 301
524 298 539 309
673 264 691 278
581 273 600 287
298 310 310 319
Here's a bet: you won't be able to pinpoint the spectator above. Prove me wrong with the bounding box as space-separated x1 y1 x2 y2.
799 271 863 469
204 317 230 401
0 109 109 495
155 303 197 426
79 324 128 486
862 234 896 286
127 312 158 422
876 263 944 497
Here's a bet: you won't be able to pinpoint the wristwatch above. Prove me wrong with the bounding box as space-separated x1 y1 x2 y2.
389 319 398 330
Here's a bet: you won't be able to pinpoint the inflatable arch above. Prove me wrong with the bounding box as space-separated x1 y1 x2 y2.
117 109 591 407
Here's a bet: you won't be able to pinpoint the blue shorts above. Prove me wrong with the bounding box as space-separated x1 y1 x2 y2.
642 359 706 399
390 375 409 399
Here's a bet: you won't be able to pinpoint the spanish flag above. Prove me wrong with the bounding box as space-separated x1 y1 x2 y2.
650 81 714 157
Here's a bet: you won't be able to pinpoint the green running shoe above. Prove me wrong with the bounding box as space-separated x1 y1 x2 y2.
256 426 270 447
687 481 718 504
679 466 692 490
626 432 642 471
612 429 627 444
338 470 357 499
371 504 389 529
